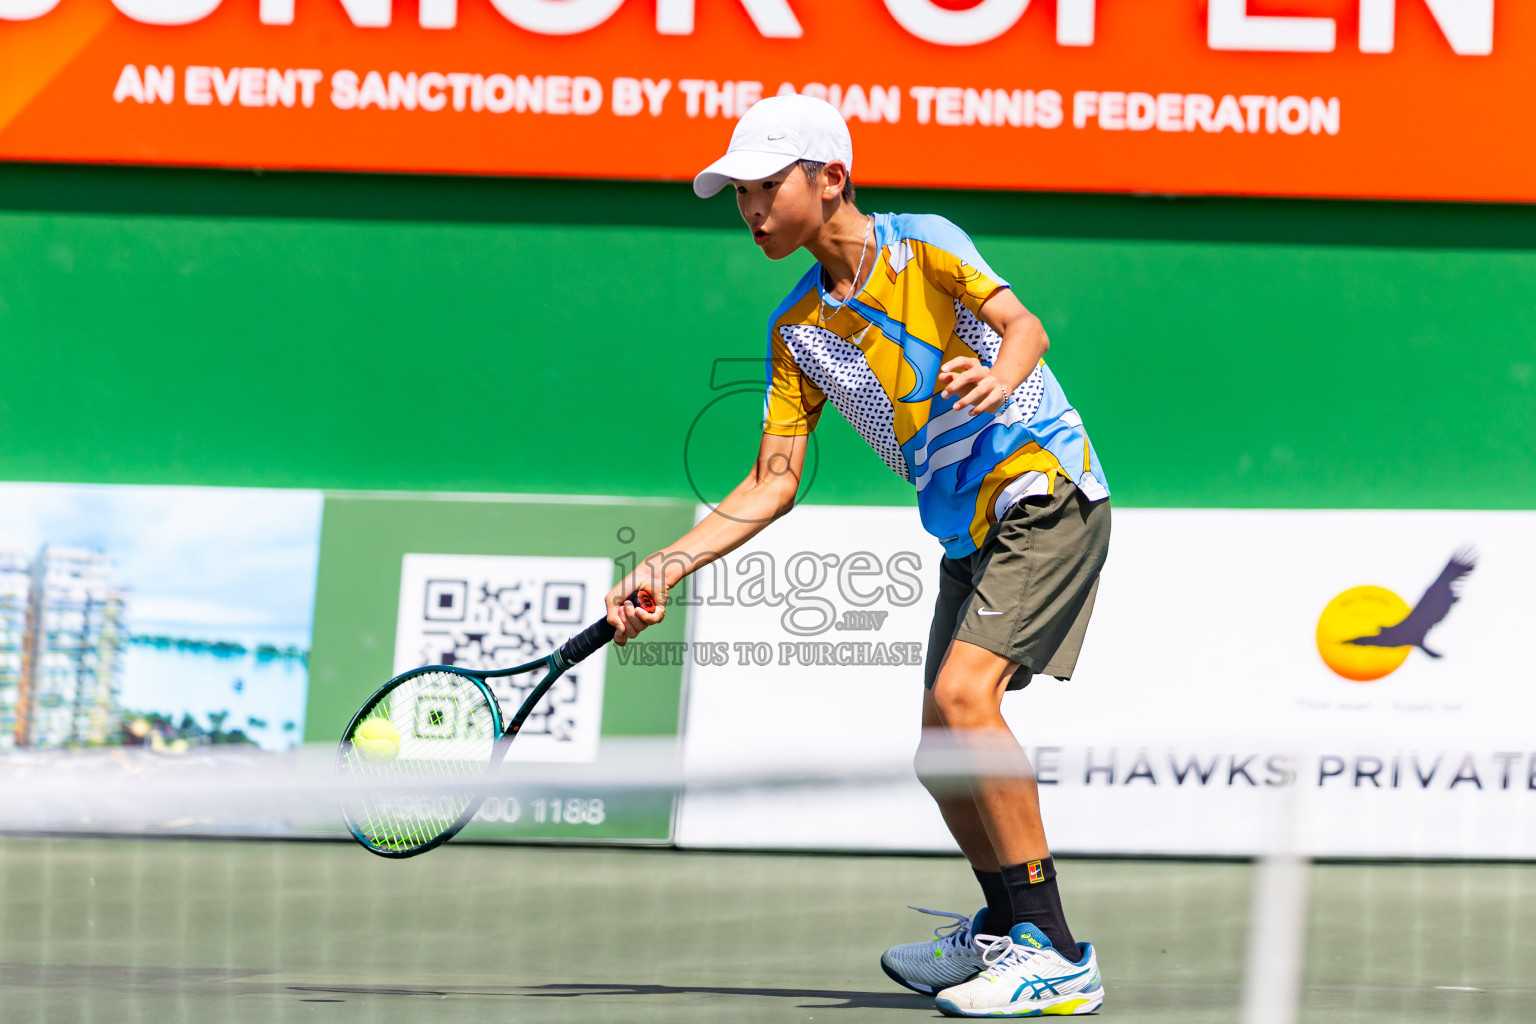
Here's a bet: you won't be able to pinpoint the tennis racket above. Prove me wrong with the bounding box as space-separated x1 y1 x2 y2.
337 589 654 858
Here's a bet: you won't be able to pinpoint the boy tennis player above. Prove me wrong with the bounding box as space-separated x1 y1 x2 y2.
604 95 1110 1018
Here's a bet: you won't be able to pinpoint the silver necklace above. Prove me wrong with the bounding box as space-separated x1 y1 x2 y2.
817 215 873 326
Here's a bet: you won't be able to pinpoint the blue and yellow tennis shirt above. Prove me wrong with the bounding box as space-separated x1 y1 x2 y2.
764 212 1109 558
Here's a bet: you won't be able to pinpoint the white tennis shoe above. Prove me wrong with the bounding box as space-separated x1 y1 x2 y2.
880 906 996 995
934 922 1103 1017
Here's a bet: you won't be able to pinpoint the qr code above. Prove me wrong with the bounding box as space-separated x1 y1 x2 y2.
394 554 613 763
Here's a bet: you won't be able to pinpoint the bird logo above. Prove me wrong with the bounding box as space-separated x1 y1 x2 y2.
1315 548 1477 682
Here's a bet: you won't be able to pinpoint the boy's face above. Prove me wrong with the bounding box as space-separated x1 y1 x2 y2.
732 163 827 261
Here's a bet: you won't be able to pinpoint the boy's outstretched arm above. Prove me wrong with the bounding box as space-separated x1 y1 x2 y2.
603 430 808 643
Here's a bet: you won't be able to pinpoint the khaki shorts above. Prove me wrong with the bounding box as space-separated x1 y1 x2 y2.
923 478 1111 691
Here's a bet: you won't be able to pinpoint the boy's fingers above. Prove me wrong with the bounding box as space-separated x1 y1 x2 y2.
963 378 1002 415
946 369 986 400
622 600 656 637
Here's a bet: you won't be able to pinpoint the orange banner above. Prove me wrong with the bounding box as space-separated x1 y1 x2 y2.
0 0 1532 200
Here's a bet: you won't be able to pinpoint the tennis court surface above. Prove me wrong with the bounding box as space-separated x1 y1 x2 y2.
2 836 1530 1023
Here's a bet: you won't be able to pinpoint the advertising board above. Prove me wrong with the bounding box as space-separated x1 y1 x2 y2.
1 1 1529 200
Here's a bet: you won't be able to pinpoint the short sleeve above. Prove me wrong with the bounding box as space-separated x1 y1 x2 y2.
763 332 827 436
907 216 1011 317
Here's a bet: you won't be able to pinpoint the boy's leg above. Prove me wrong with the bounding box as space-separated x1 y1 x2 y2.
928 640 1046 864
882 665 1018 995
916 546 1050 872
914 555 1016 928
917 688 998 870
908 485 1104 955
916 688 1015 935
928 638 1077 955
919 483 1107 955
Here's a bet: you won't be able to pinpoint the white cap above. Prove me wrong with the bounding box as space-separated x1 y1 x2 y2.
693 94 853 198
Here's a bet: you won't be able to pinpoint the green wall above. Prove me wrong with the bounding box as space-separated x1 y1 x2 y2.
1 163 1532 509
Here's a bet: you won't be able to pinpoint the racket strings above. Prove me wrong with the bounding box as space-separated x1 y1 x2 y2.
338 671 499 853
341 750 474 852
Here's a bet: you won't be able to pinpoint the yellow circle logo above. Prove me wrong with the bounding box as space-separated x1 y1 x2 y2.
1315 586 1412 682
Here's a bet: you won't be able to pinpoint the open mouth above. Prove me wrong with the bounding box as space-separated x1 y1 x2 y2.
753 228 769 245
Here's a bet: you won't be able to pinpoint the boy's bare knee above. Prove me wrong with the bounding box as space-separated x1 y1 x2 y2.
930 676 995 729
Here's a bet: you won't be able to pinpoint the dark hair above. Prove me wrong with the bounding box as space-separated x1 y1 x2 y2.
798 160 856 203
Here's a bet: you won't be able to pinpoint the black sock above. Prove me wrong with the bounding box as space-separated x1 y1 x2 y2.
999 856 1079 958
971 868 1013 936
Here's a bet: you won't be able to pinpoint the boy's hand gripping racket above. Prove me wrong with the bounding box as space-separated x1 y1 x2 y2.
337 590 655 858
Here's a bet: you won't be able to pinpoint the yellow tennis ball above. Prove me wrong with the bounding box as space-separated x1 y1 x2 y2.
354 716 401 761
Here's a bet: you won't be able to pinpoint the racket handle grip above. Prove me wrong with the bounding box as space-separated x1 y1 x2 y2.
559 590 655 667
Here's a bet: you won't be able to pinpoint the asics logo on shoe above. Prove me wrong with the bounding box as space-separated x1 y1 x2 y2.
1012 967 1093 1002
